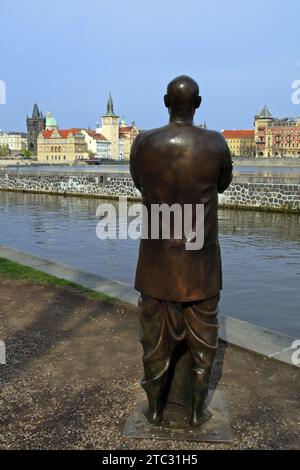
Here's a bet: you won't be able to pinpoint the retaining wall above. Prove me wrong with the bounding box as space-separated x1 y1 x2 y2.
0 170 299 211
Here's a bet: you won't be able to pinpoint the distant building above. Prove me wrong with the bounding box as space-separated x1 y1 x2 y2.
37 128 87 164
27 103 46 154
96 94 139 160
222 130 256 157
119 116 139 160
254 105 300 157
45 111 58 131
96 135 111 159
96 93 119 159
0 131 28 152
81 129 111 159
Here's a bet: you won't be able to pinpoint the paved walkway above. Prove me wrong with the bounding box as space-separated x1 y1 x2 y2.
0 279 299 450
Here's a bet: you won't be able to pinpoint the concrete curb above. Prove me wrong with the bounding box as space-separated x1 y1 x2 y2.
0 245 298 369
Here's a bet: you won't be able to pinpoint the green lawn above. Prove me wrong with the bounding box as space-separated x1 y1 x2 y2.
0 257 117 303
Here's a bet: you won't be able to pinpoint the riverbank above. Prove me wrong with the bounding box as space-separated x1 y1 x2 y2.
232 157 300 167
0 256 115 303
0 169 299 212
0 259 299 450
1 157 300 168
0 249 298 366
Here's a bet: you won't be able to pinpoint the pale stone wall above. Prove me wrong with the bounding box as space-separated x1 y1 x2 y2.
0 170 299 211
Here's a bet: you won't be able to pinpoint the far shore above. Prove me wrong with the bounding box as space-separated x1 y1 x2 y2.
1 156 300 168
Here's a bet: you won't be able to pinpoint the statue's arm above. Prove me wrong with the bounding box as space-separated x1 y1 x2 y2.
130 133 142 192
217 140 233 194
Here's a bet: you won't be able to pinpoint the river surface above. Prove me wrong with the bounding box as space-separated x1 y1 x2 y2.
2 164 300 176
0 191 299 336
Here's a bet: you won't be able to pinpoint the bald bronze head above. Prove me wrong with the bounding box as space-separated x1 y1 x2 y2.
164 75 202 121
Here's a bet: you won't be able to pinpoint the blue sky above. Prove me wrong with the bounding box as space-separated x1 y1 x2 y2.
0 0 299 132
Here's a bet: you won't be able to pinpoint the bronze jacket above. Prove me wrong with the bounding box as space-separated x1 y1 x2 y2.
130 123 233 302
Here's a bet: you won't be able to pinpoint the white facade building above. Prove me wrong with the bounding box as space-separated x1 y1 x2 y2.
0 131 28 151
81 129 111 159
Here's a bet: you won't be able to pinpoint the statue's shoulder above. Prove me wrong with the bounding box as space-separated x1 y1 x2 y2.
196 127 228 149
195 127 224 140
133 126 169 147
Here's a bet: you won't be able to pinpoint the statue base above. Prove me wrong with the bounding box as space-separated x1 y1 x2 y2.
123 390 232 443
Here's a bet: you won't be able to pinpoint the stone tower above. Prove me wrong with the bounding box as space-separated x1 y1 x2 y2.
254 105 274 157
99 93 119 160
27 104 46 154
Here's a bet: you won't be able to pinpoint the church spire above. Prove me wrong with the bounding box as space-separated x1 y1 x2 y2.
32 103 40 119
105 93 115 116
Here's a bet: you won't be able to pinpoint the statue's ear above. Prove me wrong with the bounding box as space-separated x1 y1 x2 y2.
195 96 202 109
164 94 170 108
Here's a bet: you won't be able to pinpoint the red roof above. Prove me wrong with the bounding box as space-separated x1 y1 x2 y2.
119 126 133 133
84 130 108 141
41 128 81 139
222 130 255 139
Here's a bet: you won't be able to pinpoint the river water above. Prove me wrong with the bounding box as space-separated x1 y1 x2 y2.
0 190 299 336
2 163 300 176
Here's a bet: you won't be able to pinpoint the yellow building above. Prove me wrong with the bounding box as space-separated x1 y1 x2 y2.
222 130 256 157
37 128 87 164
119 117 139 160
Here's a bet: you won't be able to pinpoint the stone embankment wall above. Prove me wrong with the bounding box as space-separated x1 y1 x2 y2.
0 170 299 212
232 157 300 167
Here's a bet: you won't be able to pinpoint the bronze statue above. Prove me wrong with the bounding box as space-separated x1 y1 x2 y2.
130 75 233 428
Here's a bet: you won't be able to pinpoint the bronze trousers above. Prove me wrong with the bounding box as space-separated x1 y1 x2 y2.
138 294 219 410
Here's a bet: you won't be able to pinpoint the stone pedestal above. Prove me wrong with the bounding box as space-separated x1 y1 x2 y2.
124 347 231 443
123 389 231 443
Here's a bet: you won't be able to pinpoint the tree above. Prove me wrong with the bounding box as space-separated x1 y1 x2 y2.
0 144 9 156
21 149 32 158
